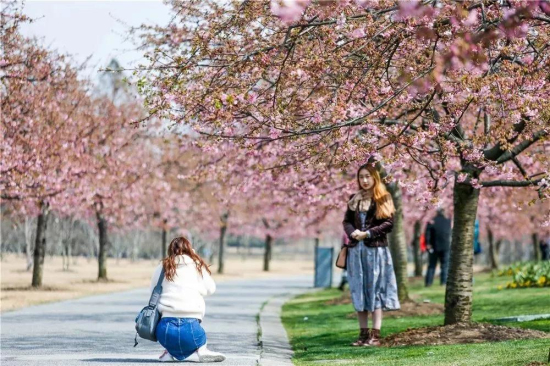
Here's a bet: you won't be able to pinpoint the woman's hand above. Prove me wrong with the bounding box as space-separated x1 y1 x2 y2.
351 230 361 239
355 231 370 241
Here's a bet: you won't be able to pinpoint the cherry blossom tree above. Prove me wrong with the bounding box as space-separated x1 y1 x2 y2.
137 0 549 325
1 5 164 283
1 6 104 286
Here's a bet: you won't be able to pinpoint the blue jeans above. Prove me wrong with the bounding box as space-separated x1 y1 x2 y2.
425 250 450 286
156 318 207 361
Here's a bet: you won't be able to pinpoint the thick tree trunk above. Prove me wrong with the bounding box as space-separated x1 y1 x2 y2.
263 234 273 272
31 202 49 288
387 182 410 302
532 233 541 262
412 220 423 277
218 212 229 274
444 178 480 325
96 208 108 281
161 219 167 258
487 227 500 270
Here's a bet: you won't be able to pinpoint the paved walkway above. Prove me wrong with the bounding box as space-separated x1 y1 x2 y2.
1 275 313 365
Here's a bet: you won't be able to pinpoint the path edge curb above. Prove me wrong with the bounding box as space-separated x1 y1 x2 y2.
258 288 317 366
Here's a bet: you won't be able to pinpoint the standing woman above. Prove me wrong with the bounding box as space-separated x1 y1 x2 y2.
150 236 225 362
343 163 400 346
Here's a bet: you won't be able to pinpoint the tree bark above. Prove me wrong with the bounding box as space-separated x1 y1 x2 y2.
412 220 423 277
487 227 500 270
218 212 229 274
532 233 541 262
31 202 49 288
387 182 410 302
444 178 480 325
263 234 273 272
96 205 108 281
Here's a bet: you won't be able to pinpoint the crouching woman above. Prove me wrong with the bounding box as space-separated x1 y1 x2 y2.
151 236 225 362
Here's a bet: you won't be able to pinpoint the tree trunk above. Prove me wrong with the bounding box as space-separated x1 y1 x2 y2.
61 239 66 271
24 217 34 271
532 233 541 262
314 236 319 275
515 240 523 262
218 212 229 274
263 234 273 272
387 182 410 302
444 178 480 325
131 234 140 262
412 220 423 277
487 227 500 270
31 202 49 288
161 219 167 258
65 242 71 271
96 207 108 281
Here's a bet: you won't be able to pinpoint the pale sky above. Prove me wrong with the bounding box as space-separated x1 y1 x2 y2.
21 1 173 80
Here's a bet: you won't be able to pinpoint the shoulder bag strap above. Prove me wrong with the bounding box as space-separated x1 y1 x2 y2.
148 268 165 307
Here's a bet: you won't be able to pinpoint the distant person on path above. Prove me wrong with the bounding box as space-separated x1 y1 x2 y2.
149 236 225 362
473 219 481 256
425 208 452 287
343 163 400 347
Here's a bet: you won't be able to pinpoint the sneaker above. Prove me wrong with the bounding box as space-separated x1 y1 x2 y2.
183 352 199 362
196 344 225 362
159 349 175 362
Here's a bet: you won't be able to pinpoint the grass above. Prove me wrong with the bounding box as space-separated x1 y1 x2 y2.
282 272 550 366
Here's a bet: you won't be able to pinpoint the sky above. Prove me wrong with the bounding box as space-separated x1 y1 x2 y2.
20 1 174 81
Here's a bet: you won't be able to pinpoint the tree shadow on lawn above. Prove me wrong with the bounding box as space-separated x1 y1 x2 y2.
488 318 550 333
291 327 549 366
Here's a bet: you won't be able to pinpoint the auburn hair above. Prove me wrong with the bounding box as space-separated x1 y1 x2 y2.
162 237 211 282
356 163 395 219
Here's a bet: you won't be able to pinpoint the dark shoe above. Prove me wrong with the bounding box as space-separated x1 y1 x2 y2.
351 328 369 346
364 328 381 347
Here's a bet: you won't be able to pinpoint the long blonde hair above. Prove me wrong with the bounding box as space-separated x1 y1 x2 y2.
357 164 395 219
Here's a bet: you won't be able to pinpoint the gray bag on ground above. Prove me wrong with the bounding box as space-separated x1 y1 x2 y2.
134 268 165 346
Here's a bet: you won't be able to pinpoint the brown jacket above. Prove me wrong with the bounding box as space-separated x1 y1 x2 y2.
342 195 394 248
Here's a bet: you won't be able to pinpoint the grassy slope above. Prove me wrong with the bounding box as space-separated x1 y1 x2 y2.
282 273 550 366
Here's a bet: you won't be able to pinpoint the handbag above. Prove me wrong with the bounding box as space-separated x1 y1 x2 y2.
335 246 348 269
134 268 165 346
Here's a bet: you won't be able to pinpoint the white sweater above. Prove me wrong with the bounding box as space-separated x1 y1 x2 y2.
149 255 216 320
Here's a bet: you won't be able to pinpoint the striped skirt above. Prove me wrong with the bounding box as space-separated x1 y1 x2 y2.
347 242 400 312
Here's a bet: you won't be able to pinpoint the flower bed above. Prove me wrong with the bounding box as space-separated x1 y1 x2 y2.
497 262 550 289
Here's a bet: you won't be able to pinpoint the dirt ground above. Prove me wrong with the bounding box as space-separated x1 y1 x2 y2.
381 322 550 346
328 291 445 318
0 253 313 312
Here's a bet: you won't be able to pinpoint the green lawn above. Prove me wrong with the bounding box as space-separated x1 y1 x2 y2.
282 272 550 366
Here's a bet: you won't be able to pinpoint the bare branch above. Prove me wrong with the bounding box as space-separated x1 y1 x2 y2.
483 120 529 161
496 129 549 164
